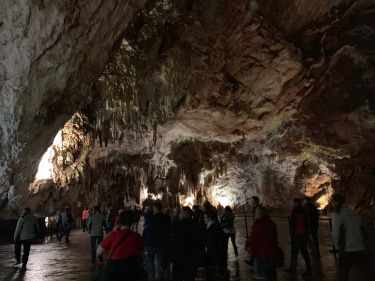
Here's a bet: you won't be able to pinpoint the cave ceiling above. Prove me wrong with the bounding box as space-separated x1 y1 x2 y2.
0 0 374 218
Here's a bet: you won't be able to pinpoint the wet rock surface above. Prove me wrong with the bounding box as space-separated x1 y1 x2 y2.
0 215 374 281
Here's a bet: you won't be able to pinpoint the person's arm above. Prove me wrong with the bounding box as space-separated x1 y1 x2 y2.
14 218 23 241
331 212 341 250
96 244 106 256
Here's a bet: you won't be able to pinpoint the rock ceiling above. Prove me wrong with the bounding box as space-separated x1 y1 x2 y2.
0 0 374 218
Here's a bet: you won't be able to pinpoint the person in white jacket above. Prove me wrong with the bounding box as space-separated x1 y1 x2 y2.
331 194 372 281
14 208 39 269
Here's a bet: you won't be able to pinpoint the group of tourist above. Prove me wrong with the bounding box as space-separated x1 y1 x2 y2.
13 193 373 281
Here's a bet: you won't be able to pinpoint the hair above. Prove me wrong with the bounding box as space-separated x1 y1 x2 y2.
154 203 163 212
250 196 259 203
65 207 69 211
293 198 301 205
303 196 311 202
24 208 31 214
224 206 232 213
192 205 199 210
119 210 133 226
204 209 217 221
164 208 171 216
181 206 192 217
331 194 345 205
94 205 100 212
256 206 269 218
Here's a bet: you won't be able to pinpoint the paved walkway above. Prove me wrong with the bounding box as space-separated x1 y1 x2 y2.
0 216 373 281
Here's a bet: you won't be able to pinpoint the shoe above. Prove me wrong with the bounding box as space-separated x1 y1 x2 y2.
21 264 26 270
233 256 239 263
65 240 71 243
244 259 253 266
15 260 21 265
302 271 313 279
58 237 61 242
251 273 263 279
284 268 296 274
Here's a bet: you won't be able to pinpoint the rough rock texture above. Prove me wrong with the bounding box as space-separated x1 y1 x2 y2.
0 0 146 218
1 0 374 218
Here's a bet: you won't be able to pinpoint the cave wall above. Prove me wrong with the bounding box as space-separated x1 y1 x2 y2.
1 0 374 218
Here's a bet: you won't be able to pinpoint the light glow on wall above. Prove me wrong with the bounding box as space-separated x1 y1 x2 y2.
35 130 62 180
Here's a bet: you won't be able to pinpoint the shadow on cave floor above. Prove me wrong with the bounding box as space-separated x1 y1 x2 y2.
0 215 373 281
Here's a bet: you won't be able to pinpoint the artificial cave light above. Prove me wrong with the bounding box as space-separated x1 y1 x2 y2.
35 130 63 180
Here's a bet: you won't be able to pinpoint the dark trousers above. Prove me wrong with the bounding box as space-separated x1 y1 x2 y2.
15 239 32 265
339 250 373 281
91 236 103 262
173 262 195 281
308 228 320 254
225 233 238 256
59 225 70 242
257 257 277 281
82 219 87 232
147 245 164 280
291 233 311 271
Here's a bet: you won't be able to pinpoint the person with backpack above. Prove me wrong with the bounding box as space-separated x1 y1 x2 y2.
14 207 39 270
87 205 106 263
58 207 73 243
55 211 62 238
285 198 312 279
331 194 373 281
303 196 320 257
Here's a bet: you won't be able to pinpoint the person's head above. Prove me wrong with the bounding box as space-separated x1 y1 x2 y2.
303 197 311 205
57 211 60 215
203 201 213 212
203 210 217 224
255 206 269 220
192 205 199 212
108 207 112 213
173 207 179 215
370 197 375 206
119 210 133 227
84 205 88 210
224 206 232 213
331 194 345 211
145 206 151 212
164 208 171 216
293 198 301 207
154 203 163 214
65 207 70 213
133 206 137 210
118 209 124 215
23 208 31 215
179 206 192 220
250 196 259 206
94 205 100 212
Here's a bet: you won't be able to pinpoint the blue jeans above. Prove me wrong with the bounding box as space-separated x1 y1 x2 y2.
147 245 164 280
90 236 103 262
257 257 277 281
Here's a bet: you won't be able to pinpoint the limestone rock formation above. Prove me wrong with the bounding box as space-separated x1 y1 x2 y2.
1 0 374 218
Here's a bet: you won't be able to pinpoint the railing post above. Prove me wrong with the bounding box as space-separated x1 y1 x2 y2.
244 215 249 238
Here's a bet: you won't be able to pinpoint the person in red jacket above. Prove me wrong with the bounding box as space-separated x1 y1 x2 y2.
82 205 89 233
246 206 278 281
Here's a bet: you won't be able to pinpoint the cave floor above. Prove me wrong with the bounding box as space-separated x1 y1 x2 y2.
0 215 373 281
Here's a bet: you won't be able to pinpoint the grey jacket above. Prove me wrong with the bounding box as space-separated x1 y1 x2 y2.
332 204 366 252
87 211 106 236
14 213 39 241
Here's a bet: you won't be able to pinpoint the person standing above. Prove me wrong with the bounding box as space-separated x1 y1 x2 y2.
105 207 115 234
82 205 89 233
146 203 171 281
171 206 196 281
220 206 239 263
14 208 39 270
131 206 141 233
55 211 62 238
59 207 73 243
246 206 278 281
331 194 373 281
303 196 320 257
87 205 106 263
285 198 312 279
142 206 153 244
